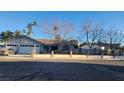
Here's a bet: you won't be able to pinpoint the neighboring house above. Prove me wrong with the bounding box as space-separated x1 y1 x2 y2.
5 35 44 54
79 44 101 54
79 42 120 55
0 34 5 49
0 34 3 44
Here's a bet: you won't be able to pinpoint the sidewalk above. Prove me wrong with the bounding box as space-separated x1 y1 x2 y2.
0 54 124 61
0 55 124 66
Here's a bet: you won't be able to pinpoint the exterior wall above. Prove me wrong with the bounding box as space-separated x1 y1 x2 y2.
0 40 5 49
73 49 79 54
0 41 4 45
79 48 89 54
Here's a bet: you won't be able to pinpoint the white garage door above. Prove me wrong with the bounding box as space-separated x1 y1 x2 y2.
18 45 33 54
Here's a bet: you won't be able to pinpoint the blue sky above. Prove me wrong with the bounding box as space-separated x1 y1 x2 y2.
0 11 124 39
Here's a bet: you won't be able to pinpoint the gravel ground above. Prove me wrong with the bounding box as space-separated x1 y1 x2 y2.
0 61 124 81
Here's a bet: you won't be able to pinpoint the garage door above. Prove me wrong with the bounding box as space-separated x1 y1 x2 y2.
18 46 33 54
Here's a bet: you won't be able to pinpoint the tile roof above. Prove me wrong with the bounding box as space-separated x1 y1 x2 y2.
36 39 56 45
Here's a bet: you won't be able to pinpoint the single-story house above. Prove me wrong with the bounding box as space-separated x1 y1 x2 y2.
79 42 120 55
0 35 74 54
0 34 4 49
79 44 101 54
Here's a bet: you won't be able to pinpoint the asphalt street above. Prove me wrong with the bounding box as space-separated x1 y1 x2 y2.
0 61 124 81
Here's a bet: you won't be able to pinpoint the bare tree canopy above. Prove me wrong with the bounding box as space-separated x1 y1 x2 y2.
101 26 124 53
42 19 73 45
104 26 124 45
80 20 103 54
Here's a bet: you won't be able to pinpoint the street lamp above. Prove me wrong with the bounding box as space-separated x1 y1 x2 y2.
101 46 105 58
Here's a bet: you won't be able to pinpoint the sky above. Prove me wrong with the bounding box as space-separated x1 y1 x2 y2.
0 11 124 39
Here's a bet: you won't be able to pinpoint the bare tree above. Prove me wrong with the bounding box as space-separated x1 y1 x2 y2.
80 21 103 55
103 26 124 54
42 19 73 52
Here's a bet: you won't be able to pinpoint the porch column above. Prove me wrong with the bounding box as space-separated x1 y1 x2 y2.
51 51 54 58
31 46 36 58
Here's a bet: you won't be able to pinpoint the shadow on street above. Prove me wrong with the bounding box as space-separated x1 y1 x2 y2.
0 62 124 81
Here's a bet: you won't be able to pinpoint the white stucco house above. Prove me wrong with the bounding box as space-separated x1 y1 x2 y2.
79 42 121 55
0 34 5 50
5 35 44 54
79 44 101 54
0 34 75 54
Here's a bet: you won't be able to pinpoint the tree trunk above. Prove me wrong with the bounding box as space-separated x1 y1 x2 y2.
89 47 92 55
57 43 62 53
